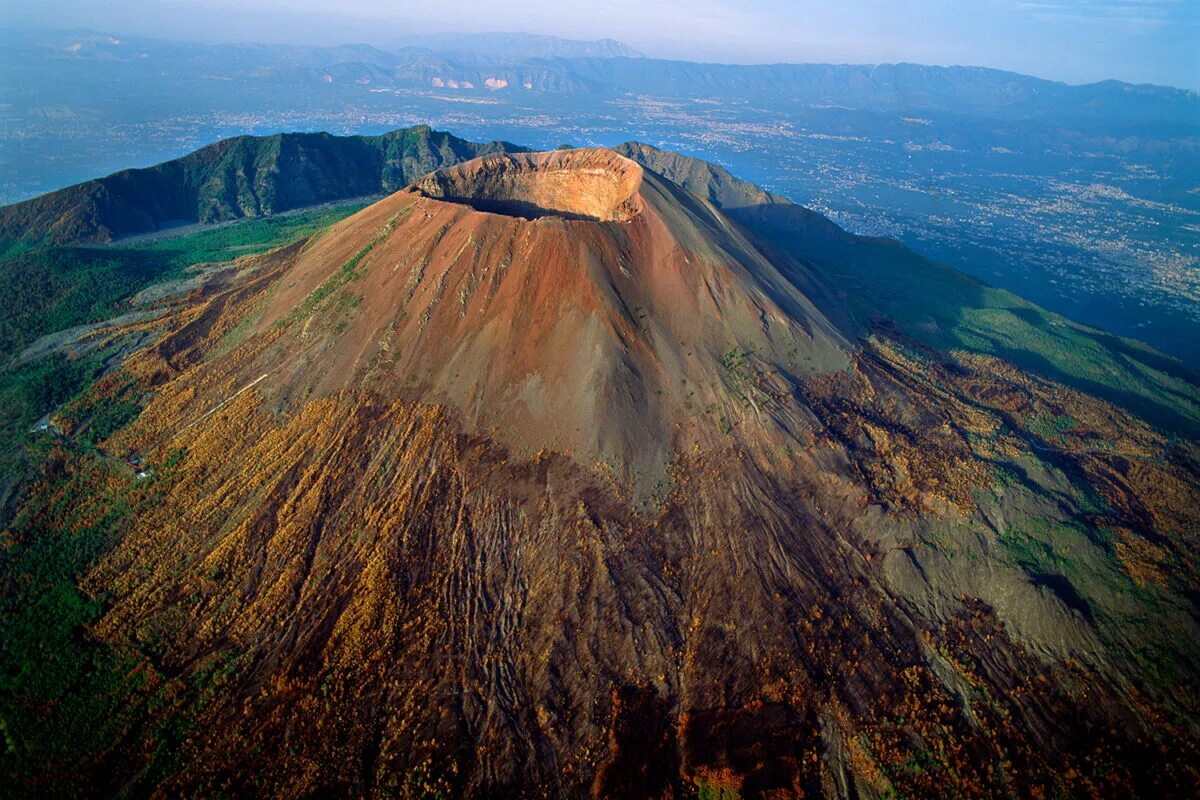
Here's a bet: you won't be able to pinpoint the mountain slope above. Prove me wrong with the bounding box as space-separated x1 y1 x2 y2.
2 145 1199 798
229 149 849 488
616 141 1200 439
0 126 523 248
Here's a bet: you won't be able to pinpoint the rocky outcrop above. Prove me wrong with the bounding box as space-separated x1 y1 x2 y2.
413 150 645 221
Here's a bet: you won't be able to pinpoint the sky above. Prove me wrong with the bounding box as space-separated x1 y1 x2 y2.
4 0 1197 89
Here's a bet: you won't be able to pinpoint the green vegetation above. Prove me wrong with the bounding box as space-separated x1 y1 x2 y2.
0 125 517 250
0 202 365 365
283 207 407 327
117 200 368 270
73 376 145 450
0 203 370 791
719 347 752 384
0 248 173 361
0 359 168 791
1026 412 1080 448
917 282 1195 435
0 202 365 486
214 295 271 357
0 352 110 505
997 515 1142 616
285 240 375 325
945 303 1199 434
690 778 742 800
996 514 1192 691
0 437 247 796
719 347 770 416
0 454 149 796
741 212 1200 437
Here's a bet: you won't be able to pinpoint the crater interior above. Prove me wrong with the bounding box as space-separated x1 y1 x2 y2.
413 149 644 221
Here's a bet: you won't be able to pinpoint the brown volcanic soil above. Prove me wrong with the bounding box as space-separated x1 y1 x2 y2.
11 148 1200 798
228 148 850 491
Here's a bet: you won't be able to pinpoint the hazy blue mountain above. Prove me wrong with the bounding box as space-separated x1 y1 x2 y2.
8 29 1193 122
391 32 644 60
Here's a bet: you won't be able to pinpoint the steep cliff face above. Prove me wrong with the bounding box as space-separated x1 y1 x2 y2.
5 148 1199 798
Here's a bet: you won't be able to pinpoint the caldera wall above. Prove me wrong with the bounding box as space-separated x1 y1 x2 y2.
412 149 644 221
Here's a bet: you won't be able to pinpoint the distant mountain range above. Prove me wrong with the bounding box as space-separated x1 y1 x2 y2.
10 29 1197 124
389 32 644 60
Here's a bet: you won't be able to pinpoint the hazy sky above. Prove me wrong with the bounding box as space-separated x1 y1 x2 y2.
5 0 1197 89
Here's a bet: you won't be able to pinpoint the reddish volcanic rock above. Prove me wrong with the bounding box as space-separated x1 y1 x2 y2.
235 147 851 489
412 149 645 221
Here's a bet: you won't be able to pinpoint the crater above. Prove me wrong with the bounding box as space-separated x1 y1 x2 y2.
413 149 644 222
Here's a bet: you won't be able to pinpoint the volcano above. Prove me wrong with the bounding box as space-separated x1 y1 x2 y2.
7 144 1199 798
198 148 849 490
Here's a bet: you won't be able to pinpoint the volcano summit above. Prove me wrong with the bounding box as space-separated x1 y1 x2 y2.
411 149 644 221
234 148 849 490
3 138 1199 799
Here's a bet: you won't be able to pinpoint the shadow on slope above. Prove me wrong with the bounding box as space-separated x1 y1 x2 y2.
729 204 1200 439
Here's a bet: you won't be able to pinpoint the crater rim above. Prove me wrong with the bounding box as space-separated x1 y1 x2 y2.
411 149 645 222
